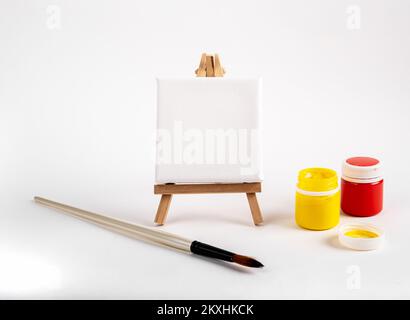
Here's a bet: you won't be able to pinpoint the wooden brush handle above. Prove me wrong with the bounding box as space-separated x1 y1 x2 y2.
34 197 192 252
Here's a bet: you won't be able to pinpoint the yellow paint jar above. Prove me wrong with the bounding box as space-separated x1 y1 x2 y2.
295 168 340 230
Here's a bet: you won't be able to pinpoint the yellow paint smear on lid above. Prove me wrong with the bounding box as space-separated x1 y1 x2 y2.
344 229 379 239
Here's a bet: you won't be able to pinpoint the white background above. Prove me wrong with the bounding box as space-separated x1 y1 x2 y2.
1 0 410 299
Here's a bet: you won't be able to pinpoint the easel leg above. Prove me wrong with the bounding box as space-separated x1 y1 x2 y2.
246 193 263 225
154 194 172 225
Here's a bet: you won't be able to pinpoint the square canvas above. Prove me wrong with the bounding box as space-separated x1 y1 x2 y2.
155 77 262 184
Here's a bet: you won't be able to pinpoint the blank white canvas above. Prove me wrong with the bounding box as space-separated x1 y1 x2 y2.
155 77 262 184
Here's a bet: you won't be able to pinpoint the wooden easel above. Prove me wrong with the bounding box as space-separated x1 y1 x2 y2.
195 53 225 77
154 53 263 226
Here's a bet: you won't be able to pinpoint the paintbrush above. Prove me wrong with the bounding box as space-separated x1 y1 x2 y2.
34 197 263 268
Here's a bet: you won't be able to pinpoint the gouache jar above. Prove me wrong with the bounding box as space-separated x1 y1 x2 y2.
295 168 340 230
341 157 383 217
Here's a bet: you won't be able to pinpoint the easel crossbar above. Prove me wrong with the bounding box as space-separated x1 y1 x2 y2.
154 183 261 194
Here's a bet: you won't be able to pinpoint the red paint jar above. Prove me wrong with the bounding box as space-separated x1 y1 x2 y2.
341 157 383 217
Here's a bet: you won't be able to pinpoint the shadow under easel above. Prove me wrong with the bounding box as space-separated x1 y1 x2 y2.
261 211 298 230
165 211 252 227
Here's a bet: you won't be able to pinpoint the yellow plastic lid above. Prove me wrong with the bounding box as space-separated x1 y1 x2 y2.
338 223 385 251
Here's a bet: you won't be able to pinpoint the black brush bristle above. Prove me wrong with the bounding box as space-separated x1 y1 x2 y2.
232 254 264 268
190 241 264 268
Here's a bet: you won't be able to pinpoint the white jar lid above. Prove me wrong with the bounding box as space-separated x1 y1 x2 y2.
338 223 384 251
342 157 382 180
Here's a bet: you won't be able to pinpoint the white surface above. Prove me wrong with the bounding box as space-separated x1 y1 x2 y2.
1 0 410 299
156 77 262 183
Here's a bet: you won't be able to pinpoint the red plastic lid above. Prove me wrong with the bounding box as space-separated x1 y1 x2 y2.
342 156 382 181
346 157 379 167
